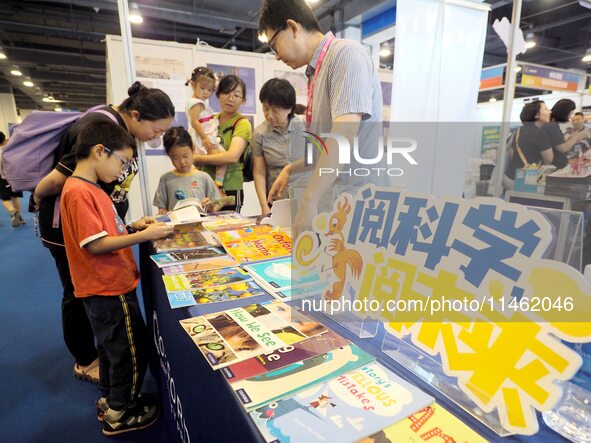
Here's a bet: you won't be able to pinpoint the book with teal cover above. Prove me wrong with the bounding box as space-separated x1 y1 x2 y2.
233 344 375 412
249 361 433 443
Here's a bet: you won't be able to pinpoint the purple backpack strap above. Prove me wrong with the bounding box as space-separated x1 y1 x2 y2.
92 109 118 124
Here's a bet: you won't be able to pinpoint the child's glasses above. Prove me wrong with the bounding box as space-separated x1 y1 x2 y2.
103 146 132 171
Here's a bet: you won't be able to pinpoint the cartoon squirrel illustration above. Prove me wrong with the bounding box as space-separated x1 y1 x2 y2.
324 198 363 300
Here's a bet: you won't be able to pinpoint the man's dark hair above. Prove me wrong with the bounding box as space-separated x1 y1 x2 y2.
520 100 545 123
550 99 576 123
118 81 175 121
163 126 194 154
260 78 297 119
216 74 247 99
75 120 137 160
258 0 321 35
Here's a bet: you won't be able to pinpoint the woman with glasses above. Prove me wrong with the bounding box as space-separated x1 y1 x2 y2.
33 81 175 385
193 74 253 211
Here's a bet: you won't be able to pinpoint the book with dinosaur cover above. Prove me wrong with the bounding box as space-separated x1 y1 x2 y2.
167 280 267 309
162 267 251 292
220 229 292 264
249 362 433 443
359 402 488 443
150 246 227 268
232 344 375 411
221 330 350 383
160 256 238 275
152 222 220 253
179 300 328 370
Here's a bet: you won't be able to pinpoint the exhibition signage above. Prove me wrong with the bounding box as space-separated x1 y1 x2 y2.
480 66 504 90
295 185 591 435
520 65 581 92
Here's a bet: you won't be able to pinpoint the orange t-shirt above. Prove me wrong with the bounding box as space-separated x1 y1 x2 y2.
60 176 139 297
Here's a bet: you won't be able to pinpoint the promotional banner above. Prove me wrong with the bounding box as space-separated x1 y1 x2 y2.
520 65 581 92
294 185 591 435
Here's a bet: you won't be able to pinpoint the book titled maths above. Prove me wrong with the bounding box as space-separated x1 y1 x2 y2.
179 300 328 370
220 228 292 264
250 362 433 443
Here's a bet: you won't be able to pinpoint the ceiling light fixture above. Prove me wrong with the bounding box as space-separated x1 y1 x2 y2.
524 33 536 50
306 0 320 3
10 69 22 76
514 65 522 73
23 80 34 87
583 48 591 63
489 97 497 103
129 3 143 24
379 47 392 58
258 33 268 44
54 107 63 112
0 51 6 60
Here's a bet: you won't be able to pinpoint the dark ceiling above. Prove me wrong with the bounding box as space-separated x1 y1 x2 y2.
0 0 590 111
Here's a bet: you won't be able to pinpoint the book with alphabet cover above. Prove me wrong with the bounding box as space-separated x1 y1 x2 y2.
179 300 328 370
232 344 375 412
221 330 349 383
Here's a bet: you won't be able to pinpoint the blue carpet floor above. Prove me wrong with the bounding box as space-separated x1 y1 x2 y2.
0 194 168 443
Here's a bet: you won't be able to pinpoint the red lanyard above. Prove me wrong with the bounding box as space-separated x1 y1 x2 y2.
306 34 335 130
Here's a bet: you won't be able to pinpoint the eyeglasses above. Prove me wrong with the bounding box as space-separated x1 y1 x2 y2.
103 146 132 170
267 26 286 55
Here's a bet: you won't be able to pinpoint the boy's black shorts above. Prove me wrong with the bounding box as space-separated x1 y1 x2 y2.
0 175 23 201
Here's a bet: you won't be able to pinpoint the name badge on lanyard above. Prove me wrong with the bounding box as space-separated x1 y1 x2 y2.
306 35 335 131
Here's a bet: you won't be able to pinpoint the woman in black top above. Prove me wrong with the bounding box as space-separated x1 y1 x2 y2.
544 99 590 169
504 101 553 189
33 82 175 382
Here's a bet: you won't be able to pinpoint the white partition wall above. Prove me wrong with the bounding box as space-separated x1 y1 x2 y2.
105 36 305 220
390 0 489 196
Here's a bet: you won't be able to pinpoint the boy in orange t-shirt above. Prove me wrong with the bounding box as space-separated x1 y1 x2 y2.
60 120 173 436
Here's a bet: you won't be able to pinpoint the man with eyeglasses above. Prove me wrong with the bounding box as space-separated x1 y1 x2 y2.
259 0 383 237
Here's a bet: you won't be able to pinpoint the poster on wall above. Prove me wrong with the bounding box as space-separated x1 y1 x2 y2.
135 55 188 111
207 64 256 115
481 125 500 161
274 70 307 107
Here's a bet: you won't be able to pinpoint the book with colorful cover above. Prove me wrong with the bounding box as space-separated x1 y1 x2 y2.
221 330 350 383
216 225 275 243
167 280 267 309
221 230 292 264
233 344 375 411
162 267 251 292
152 222 220 253
160 256 238 275
243 257 326 300
202 212 256 232
179 300 328 370
359 402 488 443
249 362 433 443
150 246 226 268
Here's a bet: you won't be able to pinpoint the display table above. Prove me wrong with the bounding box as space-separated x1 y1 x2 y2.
139 242 569 443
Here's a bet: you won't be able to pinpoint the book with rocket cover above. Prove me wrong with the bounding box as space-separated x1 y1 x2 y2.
160 256 238 275
232 344 375 412
161 267 251 292
221 330 350 383
179 300 328 370
221 230 292 264
150 246 226 268
243 257 326 300
249 362 433 443
359 402 488 443
152 222 220 253
167 280 267 309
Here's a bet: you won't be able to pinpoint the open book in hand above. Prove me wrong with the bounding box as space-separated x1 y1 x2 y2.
155 204 202 225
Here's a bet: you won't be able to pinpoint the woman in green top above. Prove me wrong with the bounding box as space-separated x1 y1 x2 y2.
193 74 252 210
